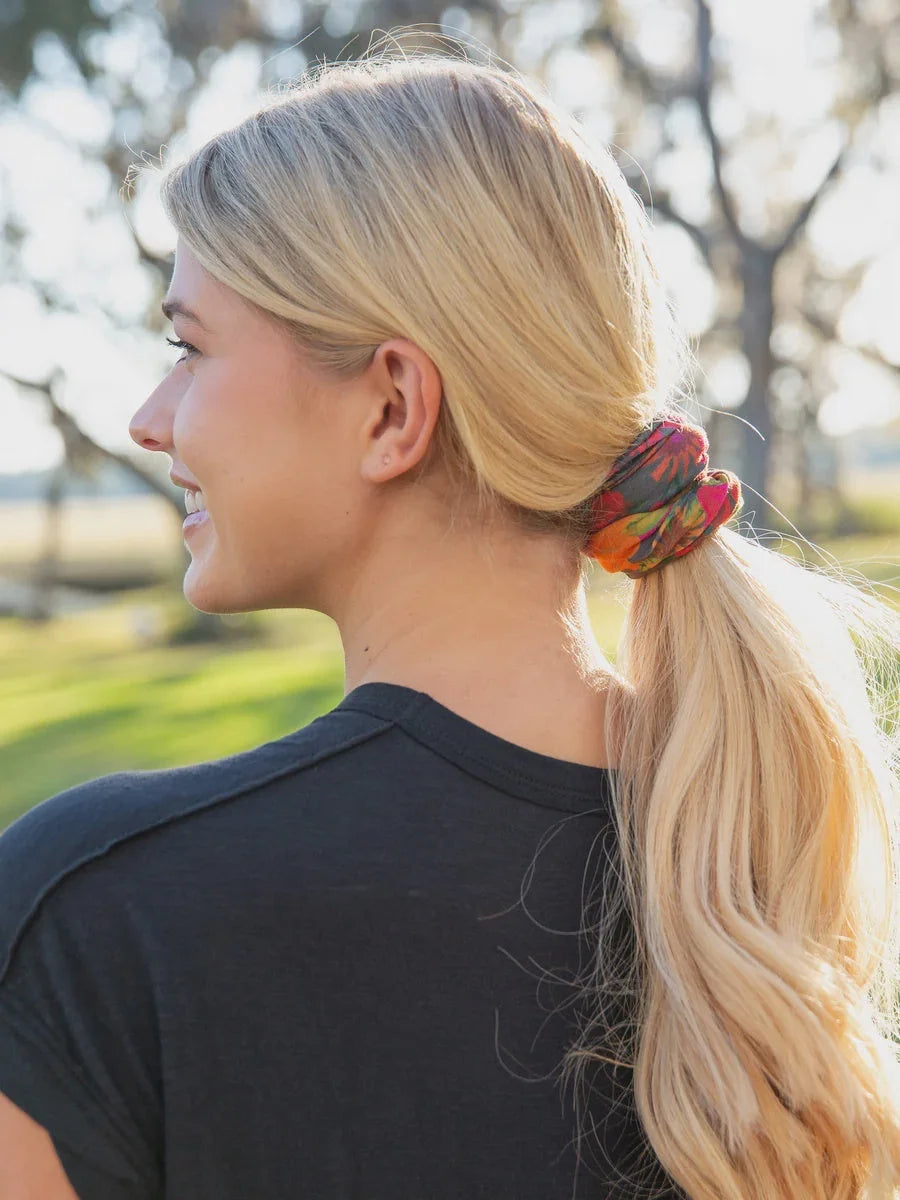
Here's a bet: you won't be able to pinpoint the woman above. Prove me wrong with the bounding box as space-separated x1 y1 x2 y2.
0 45 898 1200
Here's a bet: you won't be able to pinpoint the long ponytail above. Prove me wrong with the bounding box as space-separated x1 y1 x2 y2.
566 526 900 1197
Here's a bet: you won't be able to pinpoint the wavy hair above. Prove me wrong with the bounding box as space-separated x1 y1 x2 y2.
154 37 900 1198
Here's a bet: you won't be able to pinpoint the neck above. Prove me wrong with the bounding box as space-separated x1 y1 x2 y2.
331 527 618 765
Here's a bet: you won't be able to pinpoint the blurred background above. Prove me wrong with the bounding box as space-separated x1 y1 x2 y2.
1 0 898 827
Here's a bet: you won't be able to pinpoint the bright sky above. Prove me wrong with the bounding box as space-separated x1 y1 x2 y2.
1 0 899 475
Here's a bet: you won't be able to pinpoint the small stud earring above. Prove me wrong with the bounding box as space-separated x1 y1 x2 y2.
382 454 391 465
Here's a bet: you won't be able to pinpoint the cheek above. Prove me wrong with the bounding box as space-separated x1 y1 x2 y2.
171 374 212 441
175 359 347 523
253 438 352 545
172 369 253 465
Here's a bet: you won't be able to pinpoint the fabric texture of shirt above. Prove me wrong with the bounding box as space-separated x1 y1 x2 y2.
0 681 683 1199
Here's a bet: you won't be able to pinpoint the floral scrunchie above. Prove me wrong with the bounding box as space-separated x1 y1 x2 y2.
583 414 743 579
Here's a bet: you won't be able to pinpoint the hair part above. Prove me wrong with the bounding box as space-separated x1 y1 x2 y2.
154 35 900 1198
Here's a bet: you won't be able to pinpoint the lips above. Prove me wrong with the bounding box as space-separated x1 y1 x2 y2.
183 509 209 534
170 470 202 491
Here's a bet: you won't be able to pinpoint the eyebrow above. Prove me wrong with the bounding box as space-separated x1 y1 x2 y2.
161 298 209 330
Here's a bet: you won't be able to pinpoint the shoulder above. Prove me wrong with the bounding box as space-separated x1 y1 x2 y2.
0 701 396 1199
0 701 392 983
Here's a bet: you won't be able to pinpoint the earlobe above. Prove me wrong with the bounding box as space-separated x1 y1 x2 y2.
360 449 395 484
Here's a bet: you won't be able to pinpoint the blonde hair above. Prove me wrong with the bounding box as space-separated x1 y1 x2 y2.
154 37 900 1198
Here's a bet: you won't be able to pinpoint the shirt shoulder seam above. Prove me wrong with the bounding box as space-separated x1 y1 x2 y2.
0 715 395 985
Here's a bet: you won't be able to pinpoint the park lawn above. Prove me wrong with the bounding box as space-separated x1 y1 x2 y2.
0 532 896 830
0 600 346 827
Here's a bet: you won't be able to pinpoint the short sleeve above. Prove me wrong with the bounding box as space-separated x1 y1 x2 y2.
0 822 164 1200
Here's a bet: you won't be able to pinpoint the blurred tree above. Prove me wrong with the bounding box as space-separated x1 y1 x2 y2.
579 0 900 524
4 366 186 621
0 0 112 93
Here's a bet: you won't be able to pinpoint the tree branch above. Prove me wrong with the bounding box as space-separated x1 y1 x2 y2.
802 308 900 376
637 186 714 266
774 145 848 256
3 369 181 511
693 0 746 249
581 21 694 104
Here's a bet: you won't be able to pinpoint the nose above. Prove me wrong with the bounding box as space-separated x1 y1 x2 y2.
129 378 173 452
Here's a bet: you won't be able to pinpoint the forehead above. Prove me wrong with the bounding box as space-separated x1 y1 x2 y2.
166 241 220 311
165 239 260 331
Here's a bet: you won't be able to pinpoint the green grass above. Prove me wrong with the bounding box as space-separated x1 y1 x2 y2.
0 596 342 827
761 532 900 589
0 532 896 830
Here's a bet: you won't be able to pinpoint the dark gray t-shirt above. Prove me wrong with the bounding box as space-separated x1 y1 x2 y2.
0 681 681 1199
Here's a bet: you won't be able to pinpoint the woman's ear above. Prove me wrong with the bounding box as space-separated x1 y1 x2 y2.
360 340 443 483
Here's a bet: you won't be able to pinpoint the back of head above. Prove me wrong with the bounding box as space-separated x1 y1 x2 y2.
155 38 900 1199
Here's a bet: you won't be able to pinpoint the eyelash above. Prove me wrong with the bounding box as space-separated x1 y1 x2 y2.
165 336 198 360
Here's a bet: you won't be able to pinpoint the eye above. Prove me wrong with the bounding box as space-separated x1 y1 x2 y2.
165 336 198 362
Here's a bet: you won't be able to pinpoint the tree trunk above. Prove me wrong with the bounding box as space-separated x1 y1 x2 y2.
736 244 777 532
26 463 67 622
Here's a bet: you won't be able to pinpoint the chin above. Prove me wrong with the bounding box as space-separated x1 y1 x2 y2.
182 566 288 616
181 562 240 615
182 589 236 617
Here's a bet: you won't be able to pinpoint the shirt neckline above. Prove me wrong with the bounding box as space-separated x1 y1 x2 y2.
334 681 615 810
